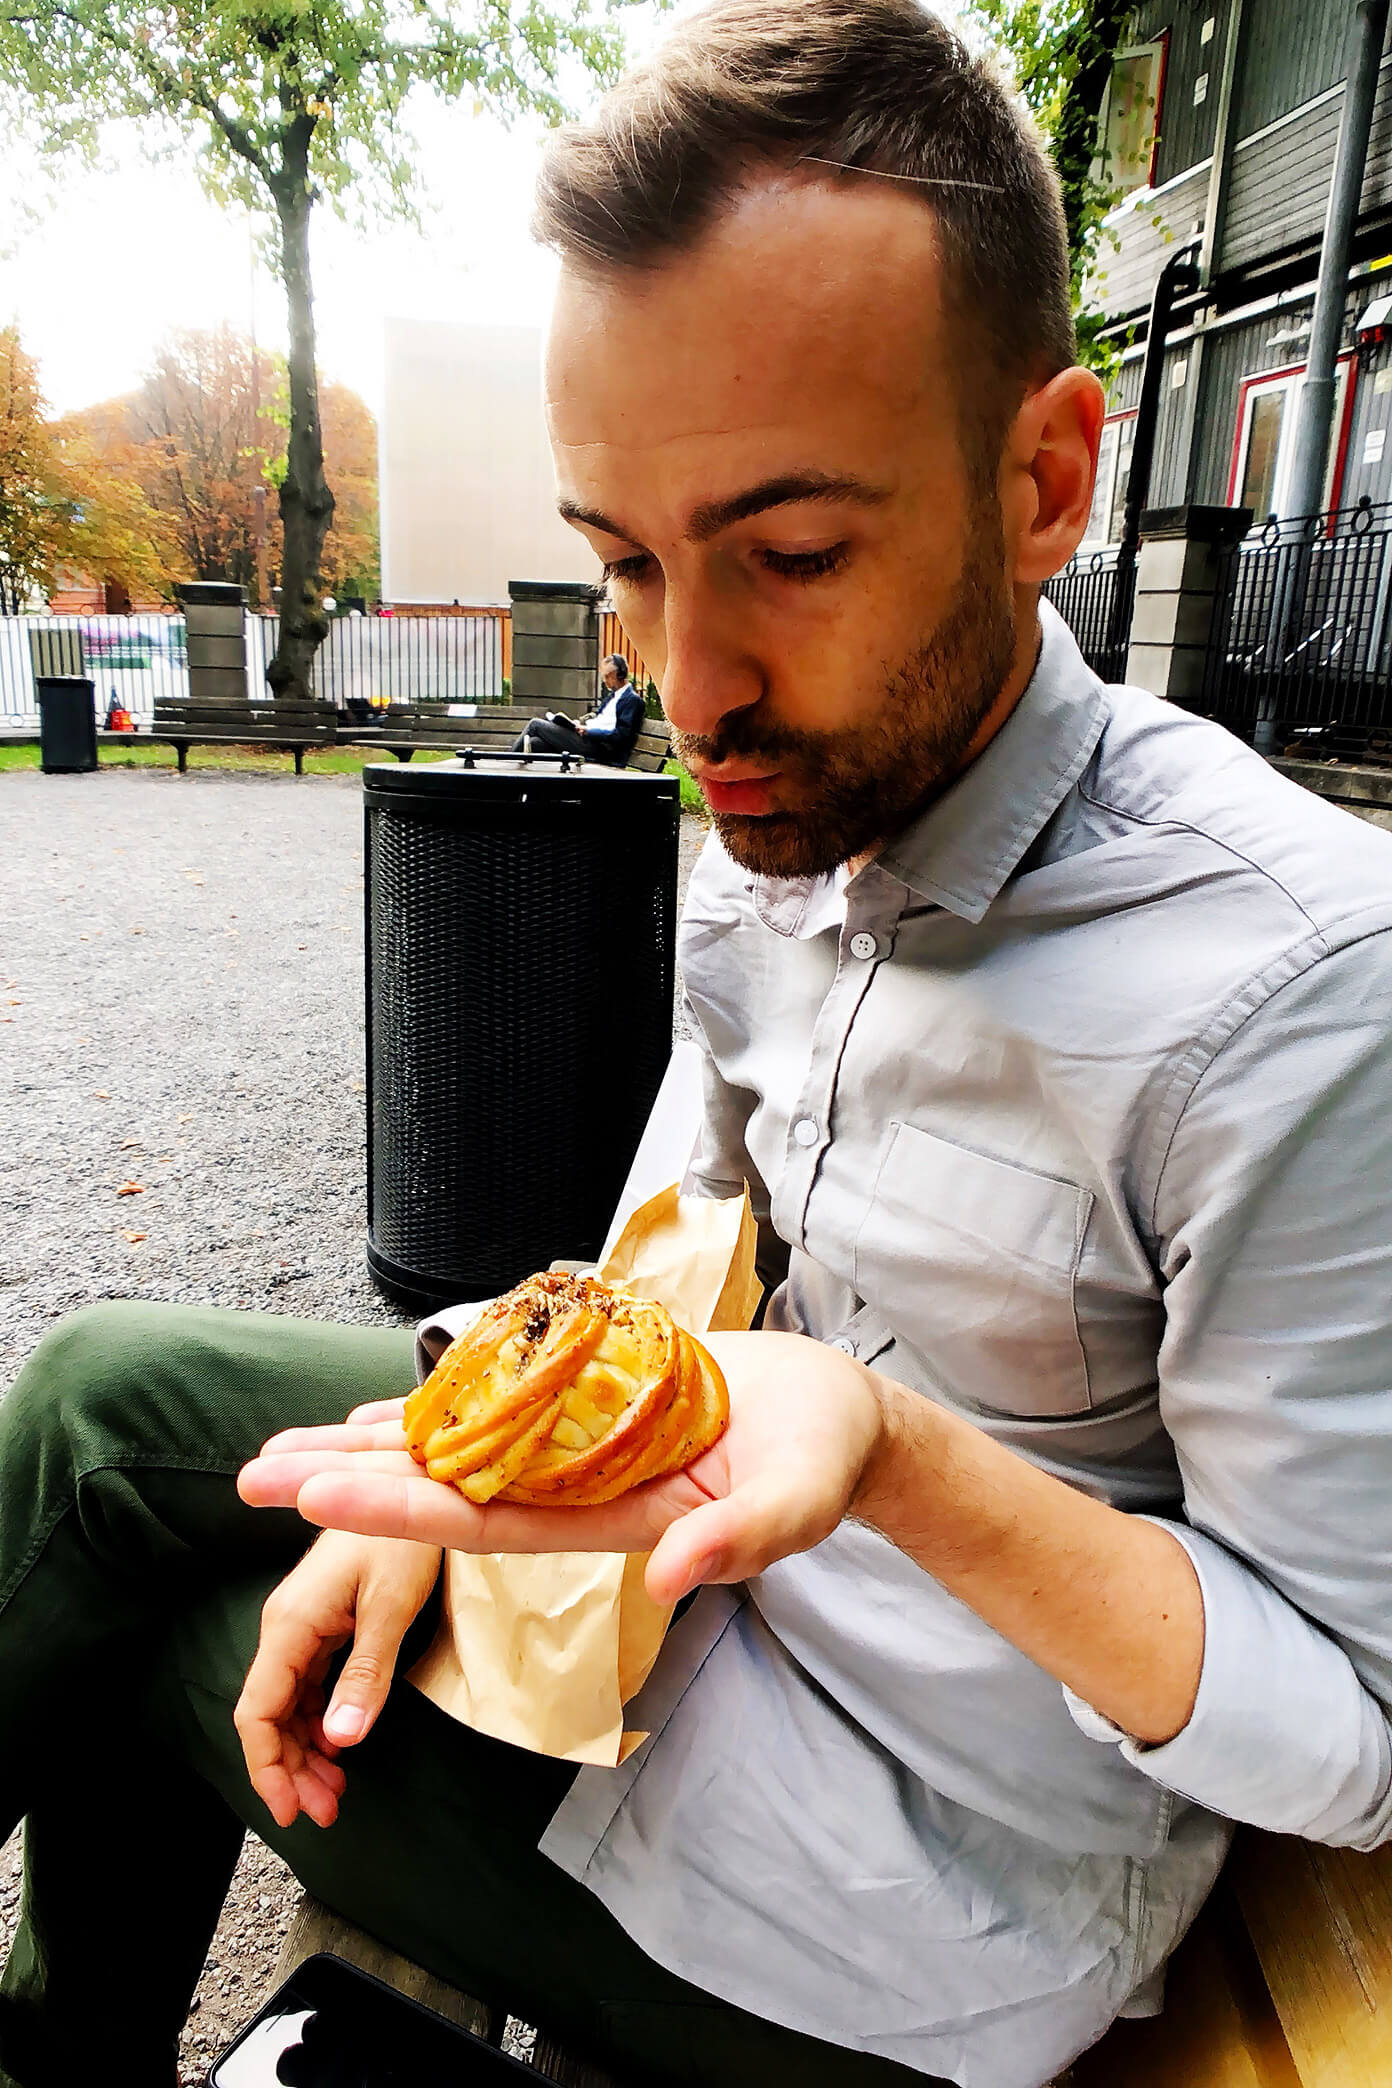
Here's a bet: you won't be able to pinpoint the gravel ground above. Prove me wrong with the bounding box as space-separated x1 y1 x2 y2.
0 764 707 2082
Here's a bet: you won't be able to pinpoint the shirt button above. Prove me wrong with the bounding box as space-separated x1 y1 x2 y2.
849 932 878 961
793 1117 819 1147
829 1335 856 1356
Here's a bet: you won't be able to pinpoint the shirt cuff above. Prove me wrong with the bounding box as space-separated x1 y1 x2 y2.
1063 1517 1392 1845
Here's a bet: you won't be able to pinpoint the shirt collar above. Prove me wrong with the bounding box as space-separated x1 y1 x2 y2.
753 599 1109 935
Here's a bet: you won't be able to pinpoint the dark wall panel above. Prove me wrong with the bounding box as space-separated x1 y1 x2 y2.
1140 0 1228 187
1233 0 1353 136
1224 59 1392 277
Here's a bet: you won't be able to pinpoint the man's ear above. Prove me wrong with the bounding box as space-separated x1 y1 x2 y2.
1001 367 1107 586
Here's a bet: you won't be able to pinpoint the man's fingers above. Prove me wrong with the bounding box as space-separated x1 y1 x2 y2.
644 1476 827 1606
256 1419 407 1459
345 1397 408 1425
321 1589 419 1747
239 1447 420 1506
290 1466 712 1555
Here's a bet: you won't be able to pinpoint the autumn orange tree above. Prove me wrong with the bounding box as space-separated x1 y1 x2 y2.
65 327 380 607
0 328 60 610
0 0 641 710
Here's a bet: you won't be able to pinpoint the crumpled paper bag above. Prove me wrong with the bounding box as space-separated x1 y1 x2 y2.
407 1184 760 1764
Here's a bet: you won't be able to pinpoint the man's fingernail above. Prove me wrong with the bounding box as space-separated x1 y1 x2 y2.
324 1704 366 1743
679 1552 722 1598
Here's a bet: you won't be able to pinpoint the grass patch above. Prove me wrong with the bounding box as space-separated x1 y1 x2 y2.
664 755 708 818
0 739 452 776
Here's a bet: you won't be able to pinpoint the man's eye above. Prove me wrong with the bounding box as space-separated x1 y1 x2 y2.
759 544 850 582
601 553 655 585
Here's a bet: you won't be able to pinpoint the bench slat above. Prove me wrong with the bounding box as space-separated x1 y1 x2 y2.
1071 1878 1302 2088
274 1895 499 2045
1230 1830 1392 2087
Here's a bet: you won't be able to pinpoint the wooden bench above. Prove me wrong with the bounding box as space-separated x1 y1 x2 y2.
276 1900 618 2085
274 1826 1392 2086
151 698 338 774
342 705 672 774
342 705 667 772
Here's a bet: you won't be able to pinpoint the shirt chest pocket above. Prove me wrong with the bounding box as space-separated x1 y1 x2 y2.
852 1121 1095 1417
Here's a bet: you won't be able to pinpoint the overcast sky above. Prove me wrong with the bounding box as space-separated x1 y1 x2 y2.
1 1 976 423
0 3 681 419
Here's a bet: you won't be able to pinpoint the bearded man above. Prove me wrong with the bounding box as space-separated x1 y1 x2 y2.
6 5 1392 2087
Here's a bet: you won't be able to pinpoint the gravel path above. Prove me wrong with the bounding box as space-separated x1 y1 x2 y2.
0 764 707 2081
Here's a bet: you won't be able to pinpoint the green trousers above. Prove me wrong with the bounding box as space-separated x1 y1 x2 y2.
0 1302 936 2088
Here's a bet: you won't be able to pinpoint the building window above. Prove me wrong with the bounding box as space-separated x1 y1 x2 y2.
1099 36 1169 197
1228 356 1356 520
1083 413 1137 549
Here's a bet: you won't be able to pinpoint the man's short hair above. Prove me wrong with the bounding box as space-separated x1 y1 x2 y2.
604 653 632 681
534 0 1074 479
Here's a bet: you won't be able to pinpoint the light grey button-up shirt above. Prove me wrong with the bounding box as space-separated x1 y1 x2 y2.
538 601 1392 2086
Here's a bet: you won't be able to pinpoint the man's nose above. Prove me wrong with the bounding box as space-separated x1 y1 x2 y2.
657 595 762 743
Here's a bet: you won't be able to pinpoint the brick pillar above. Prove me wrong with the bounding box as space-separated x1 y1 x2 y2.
1125 504 1252 708
508 580 599 717
174 580 249 702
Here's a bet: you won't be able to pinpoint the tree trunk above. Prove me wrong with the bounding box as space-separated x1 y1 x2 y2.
268 131 334 710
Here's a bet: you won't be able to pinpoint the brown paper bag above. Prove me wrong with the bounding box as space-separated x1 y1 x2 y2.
407 1185 761 1765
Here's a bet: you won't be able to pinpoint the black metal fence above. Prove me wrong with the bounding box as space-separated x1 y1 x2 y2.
1043 548 1135 684
1198 501 1392 753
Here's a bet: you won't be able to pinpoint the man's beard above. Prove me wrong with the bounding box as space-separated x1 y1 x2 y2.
671 520 1018 881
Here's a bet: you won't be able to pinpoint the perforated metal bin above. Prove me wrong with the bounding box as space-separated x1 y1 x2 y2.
363 755 681 1312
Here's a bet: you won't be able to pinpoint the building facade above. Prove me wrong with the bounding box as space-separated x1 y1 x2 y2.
379 318 594 607
1087 0 1392 539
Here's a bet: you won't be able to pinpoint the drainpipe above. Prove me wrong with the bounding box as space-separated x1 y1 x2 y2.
1179 0 1249 498
1283 0 1390 520
1108 240 1202 653
1120 242 1203 559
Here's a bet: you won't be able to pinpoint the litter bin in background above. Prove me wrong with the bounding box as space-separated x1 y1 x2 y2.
364 754 681 1312
36 676 98 773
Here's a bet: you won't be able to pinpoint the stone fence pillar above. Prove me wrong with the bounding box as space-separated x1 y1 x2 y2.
508 580 599 717
174 580 249 703
1125 504 1252 709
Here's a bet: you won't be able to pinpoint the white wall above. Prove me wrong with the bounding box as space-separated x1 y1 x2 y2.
379 318 594 606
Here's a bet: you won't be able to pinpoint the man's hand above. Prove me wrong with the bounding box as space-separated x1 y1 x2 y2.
234 1466 442 1830
238 1333 1206 1745
237 1332 882 1608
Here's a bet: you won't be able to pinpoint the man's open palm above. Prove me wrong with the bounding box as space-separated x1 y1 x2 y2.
238 1331 883 1606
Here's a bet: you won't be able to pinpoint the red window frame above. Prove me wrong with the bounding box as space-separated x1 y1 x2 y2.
1225 353 1359 520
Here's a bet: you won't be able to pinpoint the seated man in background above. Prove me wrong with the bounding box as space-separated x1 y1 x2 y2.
6 5 1392 2088
511 652 646 765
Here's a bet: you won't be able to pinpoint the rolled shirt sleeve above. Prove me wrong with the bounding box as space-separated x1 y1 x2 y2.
1066 925 1392 1848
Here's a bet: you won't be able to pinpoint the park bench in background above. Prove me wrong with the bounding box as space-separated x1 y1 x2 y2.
148 695 339 773
343 703 672 773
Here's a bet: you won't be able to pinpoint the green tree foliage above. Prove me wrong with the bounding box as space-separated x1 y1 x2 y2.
964 0 1135 375
0 0 640 698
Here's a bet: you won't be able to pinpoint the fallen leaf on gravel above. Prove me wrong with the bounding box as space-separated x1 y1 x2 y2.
120 1138 142 1149
116 1180 145 1197
178 1113 192 1123
130 927 145 936
121 1230 147 1244
95 1090 110 1100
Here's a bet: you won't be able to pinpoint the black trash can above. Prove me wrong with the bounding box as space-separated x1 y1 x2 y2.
36 676 98 773
364 755 681 1312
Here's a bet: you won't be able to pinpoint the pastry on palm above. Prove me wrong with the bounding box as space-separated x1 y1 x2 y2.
403 1270 729 1507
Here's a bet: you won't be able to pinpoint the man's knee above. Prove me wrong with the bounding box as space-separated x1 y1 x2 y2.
7 1301 207 1458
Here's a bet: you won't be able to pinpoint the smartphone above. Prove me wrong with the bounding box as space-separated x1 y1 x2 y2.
207 1952 553 2086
